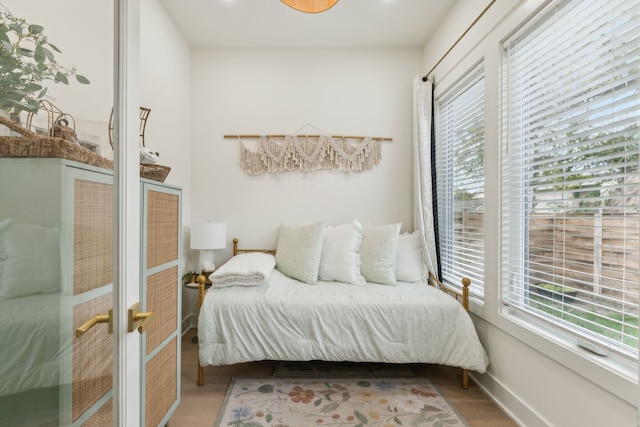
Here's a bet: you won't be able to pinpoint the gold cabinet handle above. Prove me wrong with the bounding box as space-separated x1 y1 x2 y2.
76 309 113 337
128 302 156 333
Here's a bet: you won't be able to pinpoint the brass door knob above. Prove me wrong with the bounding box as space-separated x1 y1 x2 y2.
76 309 113 337
128 302 156 333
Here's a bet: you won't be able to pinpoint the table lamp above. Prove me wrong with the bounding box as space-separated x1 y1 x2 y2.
190 222 227 272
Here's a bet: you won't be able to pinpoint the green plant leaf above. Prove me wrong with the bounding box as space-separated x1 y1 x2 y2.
47 42 61 53
0 64 17 74
0 30 9 43
24 100 40 112
24 83 42 92
76 74 90 84
28 24 44 35
394 416 403 425
356 381 370 387
265 414 272 423
8 23 22 33
37 87 48 99
34 44 46 63
55 71 69 84
42 46 54 62
12 104 26 114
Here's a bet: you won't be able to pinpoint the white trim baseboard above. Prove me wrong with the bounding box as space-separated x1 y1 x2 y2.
181 314 198 336
471 371 548 427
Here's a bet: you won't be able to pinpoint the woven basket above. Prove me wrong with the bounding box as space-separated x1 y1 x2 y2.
0 115 113 169
52 115 78 142
108 107 171 182
140 164 171 182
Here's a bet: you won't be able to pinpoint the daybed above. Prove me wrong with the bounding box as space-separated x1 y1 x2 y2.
196 221 489 389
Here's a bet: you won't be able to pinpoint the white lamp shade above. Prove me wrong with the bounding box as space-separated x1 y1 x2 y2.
191 222 227 250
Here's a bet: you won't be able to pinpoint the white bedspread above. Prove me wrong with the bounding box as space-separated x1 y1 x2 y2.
198 269 489 372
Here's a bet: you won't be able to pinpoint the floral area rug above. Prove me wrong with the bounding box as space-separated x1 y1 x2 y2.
273 361 416 377
215 377 469 427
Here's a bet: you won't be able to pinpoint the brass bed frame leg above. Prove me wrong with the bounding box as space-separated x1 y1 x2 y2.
198 363 204 386
197 274 207 386
461 277 470 389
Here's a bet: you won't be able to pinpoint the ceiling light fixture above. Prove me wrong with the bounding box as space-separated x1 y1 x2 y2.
280 0 340 13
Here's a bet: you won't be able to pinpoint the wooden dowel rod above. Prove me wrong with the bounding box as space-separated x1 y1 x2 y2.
223 134 392 141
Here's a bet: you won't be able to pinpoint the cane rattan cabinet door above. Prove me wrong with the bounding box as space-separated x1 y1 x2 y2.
140 180 182 427
0 158 114 426
70 169 115 425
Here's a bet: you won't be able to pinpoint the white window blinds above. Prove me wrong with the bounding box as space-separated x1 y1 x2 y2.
502 0 640 357
436 66 485 298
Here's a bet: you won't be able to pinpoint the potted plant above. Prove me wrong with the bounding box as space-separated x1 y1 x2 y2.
182 271 199 286
0 6 89 116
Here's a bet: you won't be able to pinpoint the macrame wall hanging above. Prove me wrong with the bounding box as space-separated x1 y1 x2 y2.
224 125 392 176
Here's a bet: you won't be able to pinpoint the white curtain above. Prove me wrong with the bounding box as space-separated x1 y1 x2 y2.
412 76 439 276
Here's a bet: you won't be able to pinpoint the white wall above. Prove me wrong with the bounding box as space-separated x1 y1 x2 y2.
185 47 420 324
189 47 421 261
140 0 192 327
423 1 639 426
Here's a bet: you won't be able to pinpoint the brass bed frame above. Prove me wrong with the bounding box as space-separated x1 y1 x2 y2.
197 238 472 389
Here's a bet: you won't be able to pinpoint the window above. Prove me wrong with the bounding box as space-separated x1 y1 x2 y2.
502 0 640 358
435 65 485 299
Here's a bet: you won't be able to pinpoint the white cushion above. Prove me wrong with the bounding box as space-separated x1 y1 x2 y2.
0 218 60 301
395 231 427 282
360 222 401 285
318 221 366 285
275 220 324 285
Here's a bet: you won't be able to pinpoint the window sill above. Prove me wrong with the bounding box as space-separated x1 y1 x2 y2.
492 306 638 406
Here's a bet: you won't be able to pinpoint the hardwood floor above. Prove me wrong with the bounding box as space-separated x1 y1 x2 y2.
170 329 517 427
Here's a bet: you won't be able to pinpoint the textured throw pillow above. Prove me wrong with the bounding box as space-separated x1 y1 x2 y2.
0 218 60 301
275 220 324 285
395 231 426 283
360 222 401 285
318 220 366 285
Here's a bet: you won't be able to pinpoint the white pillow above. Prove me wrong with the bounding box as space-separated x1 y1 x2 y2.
360 222 401 285
275 220 324 285
0 218 60 301
318 221 366 285
395 231 427 282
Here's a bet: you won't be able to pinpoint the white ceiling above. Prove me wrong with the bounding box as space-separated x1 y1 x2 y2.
159 0 458 49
